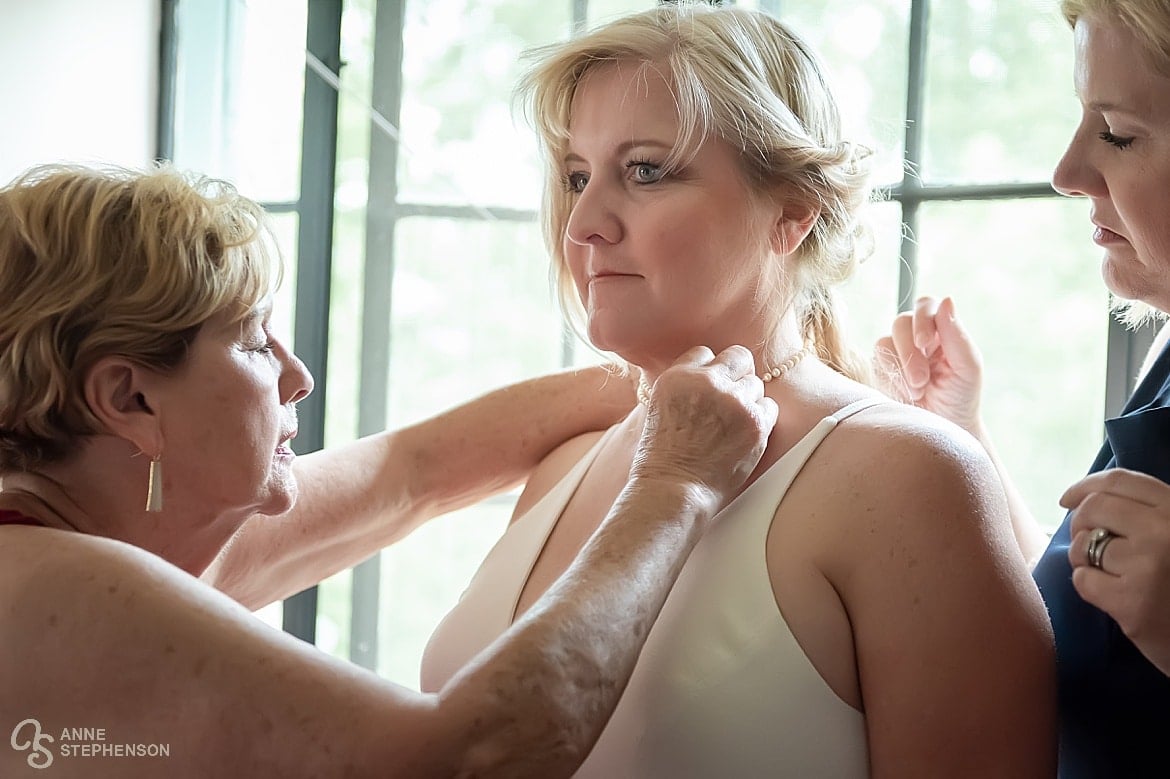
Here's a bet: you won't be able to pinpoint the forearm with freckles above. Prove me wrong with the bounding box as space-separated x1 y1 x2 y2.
431 477 712 778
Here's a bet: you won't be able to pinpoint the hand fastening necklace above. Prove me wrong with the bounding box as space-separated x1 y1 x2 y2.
636 344 812 407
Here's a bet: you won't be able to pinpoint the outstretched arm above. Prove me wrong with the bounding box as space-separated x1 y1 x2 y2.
204 364 636 608
874 295 1048 564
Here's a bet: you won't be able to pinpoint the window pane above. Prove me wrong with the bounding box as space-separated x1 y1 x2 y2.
377 501 513 688
588 0 656 25
397 0 573 211
320 0 377 450
837 200 904 356
388 217 565 423
316 0 372 639
384 215 563 691
768 0 912 187
922 0 1075 184
266 212 299 346
173 0 306 202
317 569 353 658
913 198 1109 529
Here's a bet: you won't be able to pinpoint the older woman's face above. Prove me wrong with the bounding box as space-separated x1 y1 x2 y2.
1052 14 1170 312
560 63 788 376
153 303 312 521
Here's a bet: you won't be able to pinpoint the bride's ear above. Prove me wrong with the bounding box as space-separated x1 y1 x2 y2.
771 201 819 256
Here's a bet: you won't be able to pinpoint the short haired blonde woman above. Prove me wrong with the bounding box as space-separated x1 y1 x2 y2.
421 4 1056 777
0 163 778 778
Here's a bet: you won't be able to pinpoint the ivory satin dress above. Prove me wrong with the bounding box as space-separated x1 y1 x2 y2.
421 401 883 778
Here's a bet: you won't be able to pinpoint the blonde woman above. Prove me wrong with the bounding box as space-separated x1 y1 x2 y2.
0 163 777 778
422 5 1056 776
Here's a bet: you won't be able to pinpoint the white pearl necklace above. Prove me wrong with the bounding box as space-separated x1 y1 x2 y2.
636 345 811 407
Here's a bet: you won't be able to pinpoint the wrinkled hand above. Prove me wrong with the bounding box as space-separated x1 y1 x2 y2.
873 296 984 434
631 345 778 514
1064 469 1170 676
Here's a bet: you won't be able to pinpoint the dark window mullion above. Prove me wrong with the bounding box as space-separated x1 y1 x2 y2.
879 181 1055 203
257 200 300 214
156 0 179 162
282 0 344 645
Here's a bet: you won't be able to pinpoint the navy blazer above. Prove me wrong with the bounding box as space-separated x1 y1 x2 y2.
1034 340 1170 778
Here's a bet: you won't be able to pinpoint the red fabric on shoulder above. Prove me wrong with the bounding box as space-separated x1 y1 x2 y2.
0 509 44 527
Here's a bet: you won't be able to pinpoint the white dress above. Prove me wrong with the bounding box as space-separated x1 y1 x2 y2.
421 399 882 778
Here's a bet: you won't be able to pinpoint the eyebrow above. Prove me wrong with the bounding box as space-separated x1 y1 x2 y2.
563 139 675 165
1087 100 1140 116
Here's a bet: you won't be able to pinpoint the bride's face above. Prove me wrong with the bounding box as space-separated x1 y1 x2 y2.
560 63 788 376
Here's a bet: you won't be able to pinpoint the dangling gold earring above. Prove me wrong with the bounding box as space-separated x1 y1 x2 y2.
146 456 163 512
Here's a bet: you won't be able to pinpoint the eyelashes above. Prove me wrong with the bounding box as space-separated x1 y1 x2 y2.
627 160 664 184
564 171 588 194
1098 130 1134 150
561 159 667 194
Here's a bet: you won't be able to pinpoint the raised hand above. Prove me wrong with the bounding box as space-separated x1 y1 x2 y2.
874 296 984 435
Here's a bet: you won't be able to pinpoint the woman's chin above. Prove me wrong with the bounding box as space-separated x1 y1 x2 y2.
253 479 299 518
1102 260 1151 307
586 323 639 358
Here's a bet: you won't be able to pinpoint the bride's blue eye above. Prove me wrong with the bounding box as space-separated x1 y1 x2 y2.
628 160 664 183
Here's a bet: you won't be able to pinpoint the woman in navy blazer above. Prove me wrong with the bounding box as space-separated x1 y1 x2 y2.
878 1 1170 776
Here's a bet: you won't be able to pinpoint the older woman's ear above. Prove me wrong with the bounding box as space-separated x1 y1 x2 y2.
83 356 162 455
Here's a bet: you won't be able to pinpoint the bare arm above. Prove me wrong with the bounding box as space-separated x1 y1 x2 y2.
825 416 1056 777
204 365 636 608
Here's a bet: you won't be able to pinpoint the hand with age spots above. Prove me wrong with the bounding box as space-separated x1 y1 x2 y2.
632 345 777 520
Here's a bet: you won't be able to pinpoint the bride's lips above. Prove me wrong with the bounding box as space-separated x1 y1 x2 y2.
588 269 643 285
